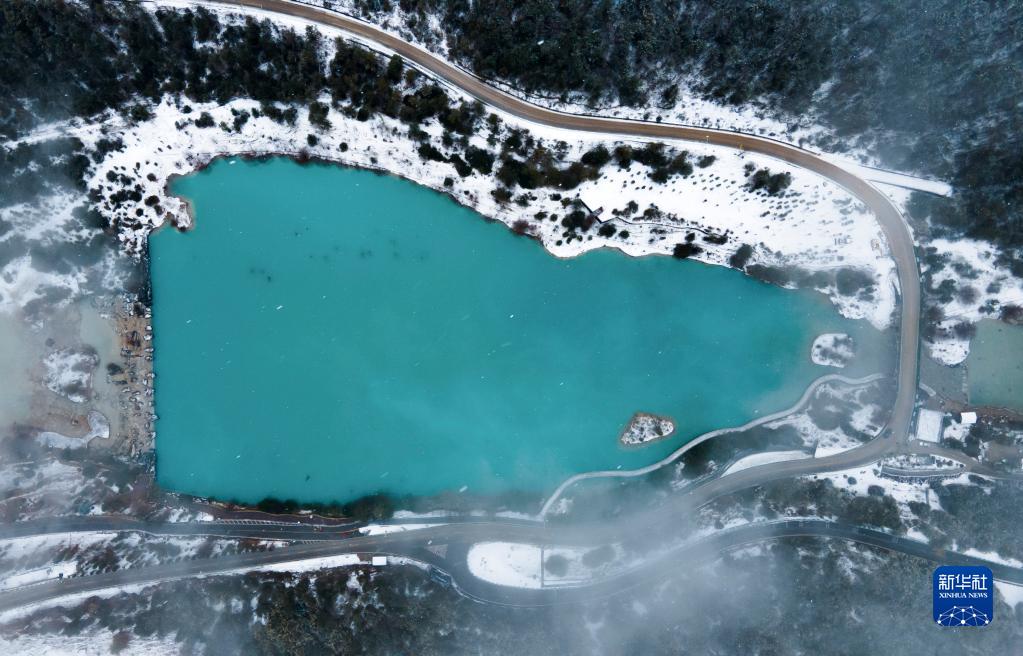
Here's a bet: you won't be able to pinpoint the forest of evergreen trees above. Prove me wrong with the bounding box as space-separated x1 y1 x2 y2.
4 0 1021 249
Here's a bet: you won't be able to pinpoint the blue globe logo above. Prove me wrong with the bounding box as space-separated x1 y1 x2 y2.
936 605 991 627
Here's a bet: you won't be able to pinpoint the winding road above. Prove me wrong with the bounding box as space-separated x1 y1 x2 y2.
0 0 951 613
2 519 1020 612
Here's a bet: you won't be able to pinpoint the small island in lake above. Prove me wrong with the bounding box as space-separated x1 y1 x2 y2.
619 412 676 447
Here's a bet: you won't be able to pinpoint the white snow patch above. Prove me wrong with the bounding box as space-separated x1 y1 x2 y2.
246 553 363 573
823 156 953 196
42 347 99 403
996 581 1023 610
962 549 1023 569
466 542 542 589
0 630 179 656
914 409 945 443
723 450 809 475
358 523 436 536
36 410 110 449
0 561 77 591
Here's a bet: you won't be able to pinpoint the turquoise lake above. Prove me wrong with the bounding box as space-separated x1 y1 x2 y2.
968 320 1023 411
152 158 883 504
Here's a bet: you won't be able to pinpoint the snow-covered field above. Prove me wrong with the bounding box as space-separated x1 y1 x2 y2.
358 523 437 536
36 410 110 449
0 631 180 656
41 347 98 403
466 542 542 589
810 463 952 527
722 450 809 475
996 581 1023 610
767 378 886 457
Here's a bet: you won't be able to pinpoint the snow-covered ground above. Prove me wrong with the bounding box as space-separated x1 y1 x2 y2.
466 542 542 589
358 523 437 536
961 549 1023 569
996 581 1023 610
922 237 1023 365
823 157 953 197
36 410 110 449
0 561 77 591
540 544 623 586
243 553 363 574
41 347 98 403
807 463 941 525
722 450 809 475
0 631 180 656
771 378 885 456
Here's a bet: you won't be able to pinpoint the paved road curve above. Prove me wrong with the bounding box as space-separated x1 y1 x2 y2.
1 520 1018 612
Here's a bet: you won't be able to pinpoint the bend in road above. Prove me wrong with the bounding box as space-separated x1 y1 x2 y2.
1 520 1018 612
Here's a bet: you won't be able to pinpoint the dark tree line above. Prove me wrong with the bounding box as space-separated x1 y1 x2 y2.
5 0 1021 248
0 1 475 144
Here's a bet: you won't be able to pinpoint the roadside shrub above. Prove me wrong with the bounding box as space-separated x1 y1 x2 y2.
194 112 215 128
544 554 569 576
580 145 611 168
729 244 754 269
748 167 792 195
448 154 473 177
465 146 494 174
308 101 331 130
561 209 594 232
417 142 446 162
673 242 703 258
